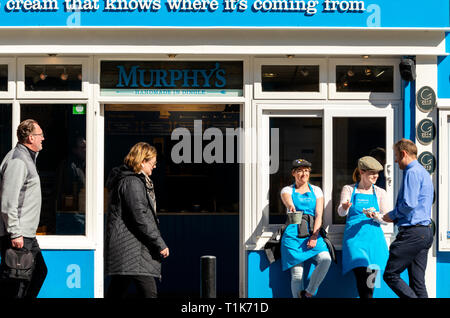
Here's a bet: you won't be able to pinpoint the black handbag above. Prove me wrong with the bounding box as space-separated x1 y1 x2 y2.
1 247 35 281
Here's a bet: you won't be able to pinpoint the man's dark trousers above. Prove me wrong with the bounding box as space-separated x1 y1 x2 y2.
383 225 433 298
0 236 48 298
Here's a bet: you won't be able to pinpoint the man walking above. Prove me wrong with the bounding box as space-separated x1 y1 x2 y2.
382 138 434 298
0 119 47 298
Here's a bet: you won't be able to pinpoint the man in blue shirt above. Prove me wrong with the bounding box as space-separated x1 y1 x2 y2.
382 138 434 298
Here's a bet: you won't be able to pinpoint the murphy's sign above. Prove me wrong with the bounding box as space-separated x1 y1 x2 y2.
100 61 243 97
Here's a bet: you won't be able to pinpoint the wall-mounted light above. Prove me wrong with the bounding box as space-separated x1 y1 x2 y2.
362 55 370 59
364 67 372 76
48 54 57 57
168 54 177 58
39 66 47 80
60 67 68 81
286 55 295 59
263 72 277 78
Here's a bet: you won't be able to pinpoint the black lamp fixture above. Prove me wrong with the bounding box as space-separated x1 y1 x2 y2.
399 56 416 81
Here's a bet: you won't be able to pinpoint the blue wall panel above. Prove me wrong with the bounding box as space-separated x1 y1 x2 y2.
437 252 450 298
248 250 404 298
38 250 94 298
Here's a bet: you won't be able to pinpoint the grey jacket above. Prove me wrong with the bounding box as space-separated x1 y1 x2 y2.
0 143 42 238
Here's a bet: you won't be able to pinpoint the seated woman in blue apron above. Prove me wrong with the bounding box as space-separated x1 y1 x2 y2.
338 156 390 298
280 159 332 298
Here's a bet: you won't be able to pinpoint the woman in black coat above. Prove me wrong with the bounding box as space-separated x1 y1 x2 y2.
105 142 169 298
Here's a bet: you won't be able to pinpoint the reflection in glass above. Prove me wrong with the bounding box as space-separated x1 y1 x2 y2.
336 65 393 93
269 117 322 224
25 65 82 91
332 117 386 224
0 104 12 160
0 65 7 91
104 104 240 214
262 65 320 92
21 104 86 235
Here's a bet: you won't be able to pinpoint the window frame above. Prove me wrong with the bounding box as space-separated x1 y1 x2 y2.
0 58 15 99
328 58 401 100
17 57 90 99
253 58 327 100
16 100 95 250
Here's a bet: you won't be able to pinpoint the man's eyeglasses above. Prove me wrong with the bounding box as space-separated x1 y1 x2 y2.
32 133 44 138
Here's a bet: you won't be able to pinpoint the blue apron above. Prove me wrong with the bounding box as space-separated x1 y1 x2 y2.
281 183 329 271
341 183 389 275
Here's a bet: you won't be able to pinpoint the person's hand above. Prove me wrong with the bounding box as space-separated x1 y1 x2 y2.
342 200 352 211
307 235 317 249
11 236 24 249
288 205 296 213
382 213 393 223
160 248 169 258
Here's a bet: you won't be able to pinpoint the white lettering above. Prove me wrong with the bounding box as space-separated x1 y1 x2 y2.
66 264 81 289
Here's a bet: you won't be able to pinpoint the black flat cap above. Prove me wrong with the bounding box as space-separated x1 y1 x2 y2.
292 158 312 168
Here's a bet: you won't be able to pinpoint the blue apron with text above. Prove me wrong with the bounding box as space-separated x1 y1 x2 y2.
281 183 328 271
341 184 389 275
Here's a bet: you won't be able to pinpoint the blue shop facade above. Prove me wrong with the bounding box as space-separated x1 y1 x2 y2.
1 0 450 298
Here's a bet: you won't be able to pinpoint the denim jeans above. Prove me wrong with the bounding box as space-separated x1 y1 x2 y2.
290 251 331 297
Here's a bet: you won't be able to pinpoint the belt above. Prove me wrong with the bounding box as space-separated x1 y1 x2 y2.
399 223 432 231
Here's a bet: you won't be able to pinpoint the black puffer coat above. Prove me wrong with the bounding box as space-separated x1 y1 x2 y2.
105 164 167 278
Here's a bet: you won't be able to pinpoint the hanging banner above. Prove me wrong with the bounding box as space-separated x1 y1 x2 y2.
0 0 448 28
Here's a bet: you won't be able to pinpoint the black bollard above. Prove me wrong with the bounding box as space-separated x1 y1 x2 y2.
200 255 216 298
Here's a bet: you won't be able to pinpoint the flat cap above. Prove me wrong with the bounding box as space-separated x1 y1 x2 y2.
292 158 312 168
358 156 383 172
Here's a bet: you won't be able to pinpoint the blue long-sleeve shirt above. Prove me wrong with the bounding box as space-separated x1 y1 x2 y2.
388 160 433 227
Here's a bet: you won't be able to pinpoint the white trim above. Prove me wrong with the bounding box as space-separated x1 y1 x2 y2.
16 99 96 250
0 58 15 99
438 110 450 251
253 58 327 100
328 58 401 100
17 57 90 99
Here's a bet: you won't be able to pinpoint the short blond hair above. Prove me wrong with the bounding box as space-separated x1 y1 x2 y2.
394 138 417 158
124 142 157 173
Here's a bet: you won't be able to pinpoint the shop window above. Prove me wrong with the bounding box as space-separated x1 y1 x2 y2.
24 65 82 91
0 65 7 91
329 59 400 100
268 117 323 223
261 65 320 92
336 65 394 93
21 104 87 235
332 117 386 224
0 104 12 160
254 58 327 99
104 104 240 214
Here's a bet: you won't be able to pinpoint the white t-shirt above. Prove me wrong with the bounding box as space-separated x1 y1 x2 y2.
280 184 323 213
337 184 390 217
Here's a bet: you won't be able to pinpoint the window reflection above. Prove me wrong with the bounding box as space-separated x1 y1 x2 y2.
25 65 82 91
0 104 12 160
21 104 86 235
0 65 7 91
336 65 393 93
262 65 320 92
332 117 386 224
269 117 322 224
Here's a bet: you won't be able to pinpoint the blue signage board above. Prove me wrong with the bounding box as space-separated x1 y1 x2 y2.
0 0 448 28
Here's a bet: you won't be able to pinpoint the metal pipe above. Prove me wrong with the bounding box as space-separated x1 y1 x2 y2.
200 255 216 298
